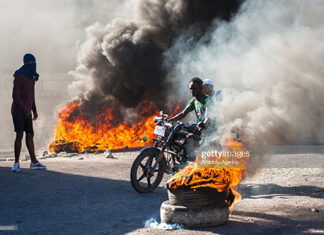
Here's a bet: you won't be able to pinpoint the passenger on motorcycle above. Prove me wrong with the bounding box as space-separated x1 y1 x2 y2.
168 77 213 161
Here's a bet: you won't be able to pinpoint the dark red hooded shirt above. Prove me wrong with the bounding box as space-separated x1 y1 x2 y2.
11 74 37 114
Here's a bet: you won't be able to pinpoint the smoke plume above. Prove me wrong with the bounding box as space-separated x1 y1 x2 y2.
71 0 243 122
167 0 324 145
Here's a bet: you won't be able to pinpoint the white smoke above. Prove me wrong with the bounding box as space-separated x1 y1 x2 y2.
166 0 324 145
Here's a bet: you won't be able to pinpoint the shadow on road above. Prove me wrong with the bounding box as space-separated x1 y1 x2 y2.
195 209 324 235
188 183 324 234
0 167 167 234
238 183 324 200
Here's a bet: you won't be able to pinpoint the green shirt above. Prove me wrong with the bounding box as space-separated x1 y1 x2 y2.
184 94 212 123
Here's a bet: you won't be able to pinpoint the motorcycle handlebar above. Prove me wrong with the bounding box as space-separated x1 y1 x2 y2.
153 115 173 129
153 116 161 123
164 122 172 128
153 114 169 123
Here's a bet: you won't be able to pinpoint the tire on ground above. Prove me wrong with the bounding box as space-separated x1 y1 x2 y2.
168 188 228 206
160 200 229 228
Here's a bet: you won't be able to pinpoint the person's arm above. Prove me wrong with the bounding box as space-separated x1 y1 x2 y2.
199 95 213 129
168 108 190 123
32 87 38 120
215 90 223 102
12 76 29 114
168 99 194 123
32 102 38 120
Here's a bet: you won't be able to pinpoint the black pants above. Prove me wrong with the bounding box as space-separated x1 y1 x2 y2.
181 124 201 161
12 113 34 133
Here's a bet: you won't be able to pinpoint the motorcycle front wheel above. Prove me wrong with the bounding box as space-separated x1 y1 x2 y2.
130 150 166 193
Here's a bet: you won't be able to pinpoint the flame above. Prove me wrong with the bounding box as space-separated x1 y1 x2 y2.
49 100 181 153
167 138 248 211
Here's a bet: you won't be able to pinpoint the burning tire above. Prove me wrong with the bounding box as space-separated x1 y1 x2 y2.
160 200 229 228
168 187 228 206
130 149 166 193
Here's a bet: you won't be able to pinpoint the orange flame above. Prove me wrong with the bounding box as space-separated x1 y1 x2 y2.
49 100 181 153
167 138 248 211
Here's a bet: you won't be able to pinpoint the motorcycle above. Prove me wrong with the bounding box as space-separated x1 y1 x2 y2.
130 111 202 193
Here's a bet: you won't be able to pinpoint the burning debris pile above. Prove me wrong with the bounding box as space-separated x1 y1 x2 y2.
167 139 248 209
49 100 181 153
167 165 244 207
49 100 159 153
161 139 248 227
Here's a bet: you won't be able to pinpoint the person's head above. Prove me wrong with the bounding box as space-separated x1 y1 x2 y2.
202 79 214 97
23 53 37 74
24 53 36 64
189 77 203 99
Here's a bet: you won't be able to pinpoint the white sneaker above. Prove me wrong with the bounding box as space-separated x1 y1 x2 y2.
30 161 47 170
12 162 20 172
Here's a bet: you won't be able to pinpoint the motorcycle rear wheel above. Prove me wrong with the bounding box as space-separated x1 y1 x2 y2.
130 150 166 193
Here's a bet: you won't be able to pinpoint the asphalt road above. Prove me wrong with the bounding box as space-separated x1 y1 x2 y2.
0 151 324 235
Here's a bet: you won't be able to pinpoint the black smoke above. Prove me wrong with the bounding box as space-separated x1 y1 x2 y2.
74 0 244 121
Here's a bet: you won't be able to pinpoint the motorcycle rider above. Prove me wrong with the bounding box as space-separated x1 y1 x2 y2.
168 77 213 161
202 79 223 102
